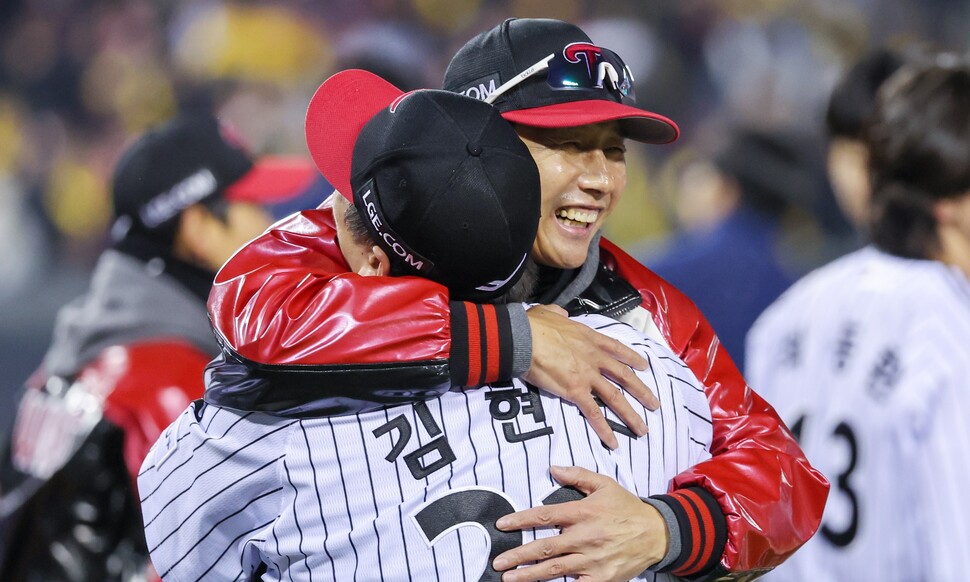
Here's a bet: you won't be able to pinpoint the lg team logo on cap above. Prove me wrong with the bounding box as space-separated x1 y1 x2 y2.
357 180 433 274
458 43 623 102
564 42 622 92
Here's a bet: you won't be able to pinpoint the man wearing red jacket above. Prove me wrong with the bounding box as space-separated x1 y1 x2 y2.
0 112 315 581
206 19 828 582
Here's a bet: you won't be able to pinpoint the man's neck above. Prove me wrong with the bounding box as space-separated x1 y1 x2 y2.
113 233 216 302
528 234 603 306
531 265 576 304
936 223 970 279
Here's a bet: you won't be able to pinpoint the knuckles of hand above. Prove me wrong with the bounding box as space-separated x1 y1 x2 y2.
535 510 558 526
599 385 624 403
546 561 568 576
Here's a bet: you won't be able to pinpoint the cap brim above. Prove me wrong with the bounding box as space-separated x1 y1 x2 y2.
500 100 680 144
225 156 319 204
305 69 405 200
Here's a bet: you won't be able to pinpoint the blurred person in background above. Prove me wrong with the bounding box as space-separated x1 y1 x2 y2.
0 112 313 581
641 126 830 365
742 46 906 387
824 47 906 236
205 18 828 581
746 54 970 581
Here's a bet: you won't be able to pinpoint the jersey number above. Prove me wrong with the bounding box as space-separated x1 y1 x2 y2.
791 415 859 547
413 486 582 582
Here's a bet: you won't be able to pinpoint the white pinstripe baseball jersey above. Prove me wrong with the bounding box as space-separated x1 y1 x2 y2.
746 247 970 582
138 314 713 582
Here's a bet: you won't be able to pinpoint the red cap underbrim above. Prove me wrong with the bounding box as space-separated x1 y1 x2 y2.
500 100 680 144
225 156 319 204
305 69 405 201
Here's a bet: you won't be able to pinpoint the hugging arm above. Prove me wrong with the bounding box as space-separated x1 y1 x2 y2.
206 205 657 447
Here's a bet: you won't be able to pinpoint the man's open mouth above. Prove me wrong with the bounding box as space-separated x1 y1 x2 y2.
556 208 599 228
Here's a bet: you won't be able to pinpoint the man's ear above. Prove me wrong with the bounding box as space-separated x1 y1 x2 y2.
934 196 959 225
358 244 392 276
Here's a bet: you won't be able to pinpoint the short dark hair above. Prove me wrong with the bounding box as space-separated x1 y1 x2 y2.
341 201 374 248
826 48 905 140
866 55 970 258
341 200 406 278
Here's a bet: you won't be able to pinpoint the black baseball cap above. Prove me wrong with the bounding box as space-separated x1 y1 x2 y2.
443 18 679 144
305 69 541 301
111 113 316 243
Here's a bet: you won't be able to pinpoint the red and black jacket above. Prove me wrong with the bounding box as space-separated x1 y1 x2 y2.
206 205 829 580
0 246 217 582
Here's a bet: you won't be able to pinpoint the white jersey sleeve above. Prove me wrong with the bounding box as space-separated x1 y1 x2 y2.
138 402 295 581
139 314 713 582
746 247 970 582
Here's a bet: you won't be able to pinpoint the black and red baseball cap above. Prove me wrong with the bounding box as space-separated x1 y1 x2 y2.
111 113 316 242
443 18 680 144
305 69 541 301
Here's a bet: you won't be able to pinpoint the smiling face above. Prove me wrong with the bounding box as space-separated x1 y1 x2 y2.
514 122 628 269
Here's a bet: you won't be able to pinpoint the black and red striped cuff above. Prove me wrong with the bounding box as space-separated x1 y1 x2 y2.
449 301 515 386
648 486 727 578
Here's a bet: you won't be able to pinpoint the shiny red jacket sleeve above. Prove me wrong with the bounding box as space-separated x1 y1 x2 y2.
207 206 518 399
208 207 452 366
599 238 829 578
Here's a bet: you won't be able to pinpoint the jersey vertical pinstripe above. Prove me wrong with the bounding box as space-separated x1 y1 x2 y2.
746 247 970 582
139 314 713 581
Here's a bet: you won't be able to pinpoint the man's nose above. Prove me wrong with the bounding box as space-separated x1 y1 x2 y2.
577 149 614 196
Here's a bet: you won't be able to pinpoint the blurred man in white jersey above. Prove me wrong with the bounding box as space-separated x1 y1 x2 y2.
746 55 970 581
138 70 717 581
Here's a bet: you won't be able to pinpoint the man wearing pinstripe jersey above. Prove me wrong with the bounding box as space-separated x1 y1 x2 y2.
747 56 970 581
139 313 713 582
138 72 718 581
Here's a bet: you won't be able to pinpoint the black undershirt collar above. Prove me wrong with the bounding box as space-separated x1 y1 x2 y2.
531 265 578 304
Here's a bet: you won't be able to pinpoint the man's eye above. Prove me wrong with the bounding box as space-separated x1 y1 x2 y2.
555 141 582 150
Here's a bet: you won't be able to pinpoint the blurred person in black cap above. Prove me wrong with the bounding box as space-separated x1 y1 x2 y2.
205 18 828 582
140 72 715 581
643 126 831 366
0 112 314 582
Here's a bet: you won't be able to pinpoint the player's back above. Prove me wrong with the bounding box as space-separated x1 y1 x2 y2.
139 314 713 581
746 246 970 582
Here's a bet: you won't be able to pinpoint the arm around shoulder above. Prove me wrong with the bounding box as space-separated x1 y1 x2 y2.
205 207 526 414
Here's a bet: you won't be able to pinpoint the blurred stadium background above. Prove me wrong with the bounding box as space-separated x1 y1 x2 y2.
1 0 967 431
